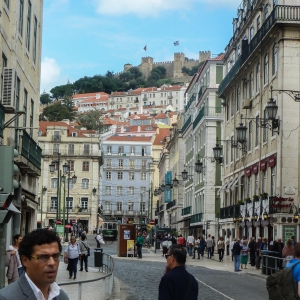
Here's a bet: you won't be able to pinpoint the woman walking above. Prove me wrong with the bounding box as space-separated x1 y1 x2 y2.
240 240 249 269
6 234 23 284
199 236 206 258
64 236 81 279
79 234 89 272
217 237 225 262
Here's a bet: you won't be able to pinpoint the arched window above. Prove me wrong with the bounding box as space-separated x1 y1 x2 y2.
264 54 269 84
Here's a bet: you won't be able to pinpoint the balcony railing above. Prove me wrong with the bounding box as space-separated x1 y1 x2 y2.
42 149 101 157
185 94 196 112
159 205 164 212
114 210 124 215
193 106 222 129
166 200 176 210
168 95 173 99
0 103 4 139
52 135 61 141
219 5 300 97
220 204 240 219
182 116 191 133
197 86 206 101
182 206 192 216
190 213 203 224
21 130 42 169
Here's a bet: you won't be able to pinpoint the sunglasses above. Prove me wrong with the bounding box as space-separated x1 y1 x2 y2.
165 254 172 259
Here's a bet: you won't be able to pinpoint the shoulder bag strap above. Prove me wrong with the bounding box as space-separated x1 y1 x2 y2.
81 241 89 250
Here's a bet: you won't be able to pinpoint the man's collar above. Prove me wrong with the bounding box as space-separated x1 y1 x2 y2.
25 272 60 299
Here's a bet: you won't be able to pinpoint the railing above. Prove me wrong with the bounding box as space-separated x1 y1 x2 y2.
42 149 101 156
193 106 222 129
0 103 4 138
220 204 240 219
104 152 151 157
59 253 114 300
198 86 206 101
159 205 164 212
182 206 192 216
166 200 176 210
182 116 191 133
190 213 203 224
52 135 61 141
47 207 76 213
21 130 42 169
185 94 196 112
219 5 300 97
261 254 290 276
168 95 173 99
114 210 124 215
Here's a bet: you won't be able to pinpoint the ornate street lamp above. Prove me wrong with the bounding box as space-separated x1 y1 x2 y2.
195 160 203 173
93 187 97 196
173 177 179 187
236 123 247 144
265 98 278 120
49 162 55 174
181 169 188 181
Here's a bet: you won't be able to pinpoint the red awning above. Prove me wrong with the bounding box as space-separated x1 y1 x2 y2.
65 225 72 228
252 164 258 174
245 167 251 177
269 155 276 167
260 159 267 171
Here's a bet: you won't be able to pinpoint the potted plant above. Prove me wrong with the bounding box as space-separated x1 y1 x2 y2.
245 197 252 203
262 192 268 200
238 200 245 205
253 195 259 202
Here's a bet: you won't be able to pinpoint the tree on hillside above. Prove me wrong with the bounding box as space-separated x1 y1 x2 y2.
40 93 52 104
149 66 167 81
50 83 75 100
119 71 133 83
128 67 142 79
41 102 73 121
77 109 104 131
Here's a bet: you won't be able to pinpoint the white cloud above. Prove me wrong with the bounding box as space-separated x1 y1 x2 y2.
40 57 61 93
94 0 240 16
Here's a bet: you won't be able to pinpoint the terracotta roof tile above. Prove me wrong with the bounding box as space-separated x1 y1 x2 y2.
39 121 87 137
153 128 171 145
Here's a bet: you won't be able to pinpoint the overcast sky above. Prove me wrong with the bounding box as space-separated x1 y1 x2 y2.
41 0 241 93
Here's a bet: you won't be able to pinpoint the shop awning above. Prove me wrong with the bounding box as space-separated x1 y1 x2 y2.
218 181 229 194
226 178 236 192
230 174 243 191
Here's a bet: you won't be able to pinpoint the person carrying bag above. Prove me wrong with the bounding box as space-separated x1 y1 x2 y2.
79 235 89 272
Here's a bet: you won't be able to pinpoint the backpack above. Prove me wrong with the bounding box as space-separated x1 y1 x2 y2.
266 261 300 300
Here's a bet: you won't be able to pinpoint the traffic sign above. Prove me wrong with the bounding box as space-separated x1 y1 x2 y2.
149 219 155 225
56 219 62 225
71 219 76 224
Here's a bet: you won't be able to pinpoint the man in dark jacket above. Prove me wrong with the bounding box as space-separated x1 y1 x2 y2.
232 239 242 272
248 237 256 266
158 245 198 300
255 237 262 270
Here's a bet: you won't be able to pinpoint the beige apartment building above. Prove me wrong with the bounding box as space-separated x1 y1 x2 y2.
218 0 300 243
0 0 43 237
38 121 103 233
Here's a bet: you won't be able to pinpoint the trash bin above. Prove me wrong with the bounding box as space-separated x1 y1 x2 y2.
262 250 280 275
94 248 103 267
156 241 160 249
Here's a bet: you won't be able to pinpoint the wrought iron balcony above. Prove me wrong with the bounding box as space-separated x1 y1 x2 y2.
182 116 191 133
193 106 222 129
166 200 176 210
190 213 203 224
182 206 192 216
220 204 240 219
159 205 164 212
168 95 173 99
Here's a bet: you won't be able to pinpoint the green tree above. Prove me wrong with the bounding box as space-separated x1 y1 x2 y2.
40 93 52 104
41 102 73 121
119 71 133 83
128 67 142 79
50 83 75 100
77 109 104 131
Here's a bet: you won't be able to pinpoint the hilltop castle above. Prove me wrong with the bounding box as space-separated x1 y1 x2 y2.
116 51 211 82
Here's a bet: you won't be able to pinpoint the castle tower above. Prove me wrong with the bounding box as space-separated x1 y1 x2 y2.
124 63 133 72
199 51 211 63
174 52 185 78
139 57 154 79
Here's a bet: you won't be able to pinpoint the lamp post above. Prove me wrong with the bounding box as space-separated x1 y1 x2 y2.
40 186 47 228
63 162 77 242
49 153 61 229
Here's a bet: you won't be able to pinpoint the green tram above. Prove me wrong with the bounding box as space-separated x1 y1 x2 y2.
102 218 118 241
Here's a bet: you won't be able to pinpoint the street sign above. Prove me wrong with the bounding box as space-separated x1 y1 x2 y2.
56 219 62 225
149 219 155 225
71 219 76 224
56 225 64 235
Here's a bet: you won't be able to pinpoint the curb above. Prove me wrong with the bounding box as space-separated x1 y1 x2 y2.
112 277 131 300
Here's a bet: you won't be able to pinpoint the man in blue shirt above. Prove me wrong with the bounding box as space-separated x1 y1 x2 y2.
287 242 300 297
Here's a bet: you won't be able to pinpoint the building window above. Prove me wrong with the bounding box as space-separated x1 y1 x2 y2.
141 160 147 169
107 146 112 154
23 89 28 127
240 176 245 200
257 15 261 30
236 86 240 111
231 92 235 116
237 45 241 56
117 172 123 180
255 115 259 146
243 80 247 99
128 202 134 211
51 178 58 188
118 159 123 168
128 187 135 195
81 197 88 209
67 160 74 172
82 161 89 171
230 136 234 162
140 202 146 212
67 178 74 189
141 187 146 195
106 172 111 180
226 140 229 165
263 109 268 142
105 186 112 195
129 172 135 180
82 178 89 189
264 4 269 21
247 176 251 198
256 63 260 92
254 174 258 195
142 147 147 156
226 98 230 121
140 172 146 180
26 1 32 51
33 16 38 63
118 146 124 154
53 144 60 154
4 0 9 9
106 159 111 167
249 26 254 41
116 201 122 211
104 201 111 211
19 0 24 36
50 197 57 209
248 121 252 150
249 72 254 98
271 167 276 195
129 160 134 169
262 170 267 193
83 144 90 155
264 54 269 84
116 186 123 196
272 44 278 75
66 197 73 210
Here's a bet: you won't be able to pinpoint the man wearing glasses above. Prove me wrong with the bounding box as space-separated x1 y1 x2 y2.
158 245 198 300
0 229 69 300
